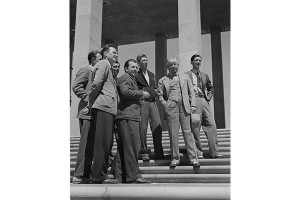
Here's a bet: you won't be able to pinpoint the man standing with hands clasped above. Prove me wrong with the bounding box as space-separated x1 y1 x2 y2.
135 54 164 161
116 59 151 184
185 54 223 159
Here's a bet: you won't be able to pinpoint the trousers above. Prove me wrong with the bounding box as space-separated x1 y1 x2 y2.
73 118 95 178
116 119 142 182
91 109 115 182
139 101 164 158
165 100 197 161
191 97 219 156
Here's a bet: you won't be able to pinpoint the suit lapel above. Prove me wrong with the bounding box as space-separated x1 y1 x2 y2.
142 72 149 86
199 72 208 100
179 74 185 91
164 77 170 98
148 71 154 86
137 72 148 86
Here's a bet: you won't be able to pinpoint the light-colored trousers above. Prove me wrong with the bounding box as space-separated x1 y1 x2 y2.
164 99 197 161
191 97 219 156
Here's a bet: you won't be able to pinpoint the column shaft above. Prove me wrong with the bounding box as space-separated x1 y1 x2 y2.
70 0 103 136
211 26 226 128
155 33 168 131
178 0 202 73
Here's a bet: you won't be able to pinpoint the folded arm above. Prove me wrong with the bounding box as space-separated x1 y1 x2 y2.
89 62 109 105
206 74 214 102
72 67 89 101
117 77 144 99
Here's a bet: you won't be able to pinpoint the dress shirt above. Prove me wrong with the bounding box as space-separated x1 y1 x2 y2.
167 73 182 102
142 70 150 85
191 70 205 98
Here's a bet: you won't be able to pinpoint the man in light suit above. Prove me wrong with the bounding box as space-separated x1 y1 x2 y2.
185 54 223 159
157 57 199 167
72 50 101 184
88 44 119 184
135 54 164 161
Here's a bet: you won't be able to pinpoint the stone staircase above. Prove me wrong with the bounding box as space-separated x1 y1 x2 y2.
70 129 231 200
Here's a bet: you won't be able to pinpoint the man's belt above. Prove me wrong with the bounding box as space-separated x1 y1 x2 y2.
144 98 156 102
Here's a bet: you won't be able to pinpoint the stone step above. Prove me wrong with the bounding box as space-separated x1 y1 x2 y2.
70 141 231 148
70 151 231 158
70 132 230 141
70 129 231 140
70 157 230 166
70 165 230 176
70 174 230 183
142 174 230 183
70 136 230 143
70 136 230 145
70 146 231 153
70 183 230 200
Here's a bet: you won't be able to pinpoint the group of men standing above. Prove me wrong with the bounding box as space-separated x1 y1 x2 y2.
71 44 223 184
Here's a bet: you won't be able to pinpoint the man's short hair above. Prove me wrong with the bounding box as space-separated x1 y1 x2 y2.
87 50 100 64
166 57 178 67
136 54 147 62
100 44 117 58
124 59 137 70
191 54 202 62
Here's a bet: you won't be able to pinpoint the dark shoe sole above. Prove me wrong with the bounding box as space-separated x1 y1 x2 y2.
209 155 224 159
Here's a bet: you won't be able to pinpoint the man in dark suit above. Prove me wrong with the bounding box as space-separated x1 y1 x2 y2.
88 44 119 184
135 54 164 161
157 57 199 167
185 54 223 159
72 50 101 184
116 59 151 184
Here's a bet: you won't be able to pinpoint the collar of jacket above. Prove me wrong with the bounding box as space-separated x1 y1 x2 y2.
191 69 201 75
167 73 179 79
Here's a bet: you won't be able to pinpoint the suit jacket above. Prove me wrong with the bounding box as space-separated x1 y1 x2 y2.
157 73 196 114
135 70 158 101
72 65 93 120
185 70 214 102
116 73 144 121
89 59 118 115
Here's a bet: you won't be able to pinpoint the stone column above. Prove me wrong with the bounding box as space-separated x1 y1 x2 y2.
178 0 202 73
155 33 167 81
210 26 225 128
155 33 168 131
70 0 103 136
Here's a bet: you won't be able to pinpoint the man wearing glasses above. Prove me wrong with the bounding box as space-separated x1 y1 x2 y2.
185 54 223 159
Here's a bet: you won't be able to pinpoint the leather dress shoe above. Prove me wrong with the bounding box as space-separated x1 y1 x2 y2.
92 178 119 184
141 154 150 161
169 159 180 167
128 178 151 184
72 176 90 184
210 154 223 159
197 150 204 159
191 160 200 167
